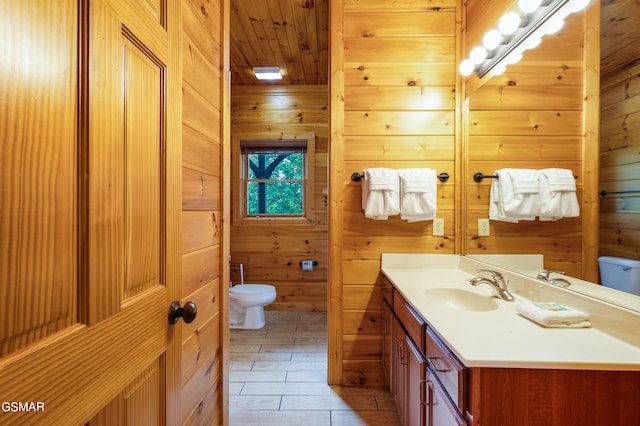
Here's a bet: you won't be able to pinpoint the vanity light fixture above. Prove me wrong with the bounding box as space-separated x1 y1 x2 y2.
459 0 592 78
254 67 282 80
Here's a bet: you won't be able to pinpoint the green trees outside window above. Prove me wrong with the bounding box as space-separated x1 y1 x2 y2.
246 152 305 216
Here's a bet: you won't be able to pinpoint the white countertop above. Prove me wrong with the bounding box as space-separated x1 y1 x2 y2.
381 254 640 371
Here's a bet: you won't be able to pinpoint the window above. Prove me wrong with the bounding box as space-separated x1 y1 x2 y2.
238 137 315 222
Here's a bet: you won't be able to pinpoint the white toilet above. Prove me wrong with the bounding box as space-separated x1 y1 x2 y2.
229 284 277 329
598 256 640 296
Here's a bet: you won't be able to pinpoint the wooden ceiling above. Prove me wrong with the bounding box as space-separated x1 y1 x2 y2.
230 0 329 86
229 0 639 85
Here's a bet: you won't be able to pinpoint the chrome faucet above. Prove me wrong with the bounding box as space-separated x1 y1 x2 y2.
536 270 571 288
469 269 515 302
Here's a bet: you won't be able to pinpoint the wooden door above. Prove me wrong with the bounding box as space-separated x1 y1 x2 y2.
0 0 182 424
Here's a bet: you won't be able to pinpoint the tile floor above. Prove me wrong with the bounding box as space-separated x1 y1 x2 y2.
229 311 402 425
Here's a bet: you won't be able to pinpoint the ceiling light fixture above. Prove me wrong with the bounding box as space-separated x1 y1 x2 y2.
459 0 591 78
254 67 282 80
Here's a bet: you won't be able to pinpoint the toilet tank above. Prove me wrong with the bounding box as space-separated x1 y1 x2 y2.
598 256 640 296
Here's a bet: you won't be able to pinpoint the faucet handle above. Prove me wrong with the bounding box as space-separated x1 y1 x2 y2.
537 270 565 281
475 269 505 283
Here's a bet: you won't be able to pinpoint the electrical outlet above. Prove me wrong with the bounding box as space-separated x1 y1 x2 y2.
478 218 490 237
433 218 445 236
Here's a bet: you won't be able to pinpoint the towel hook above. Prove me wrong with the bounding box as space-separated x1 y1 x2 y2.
351 171 450 183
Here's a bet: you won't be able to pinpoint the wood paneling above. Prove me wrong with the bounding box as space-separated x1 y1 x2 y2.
231 85 329 311
331 1 460 387
180 0 228 423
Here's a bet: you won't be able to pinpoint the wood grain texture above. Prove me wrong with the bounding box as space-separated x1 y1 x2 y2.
180 1 227 422
468 368 640 426
0 0 78 355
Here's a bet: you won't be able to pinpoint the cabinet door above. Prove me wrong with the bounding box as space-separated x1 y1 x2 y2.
392 316 406 424
405 336 426 426
382 300 393 386
426 369 467 426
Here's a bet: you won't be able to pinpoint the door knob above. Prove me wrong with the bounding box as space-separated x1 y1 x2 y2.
168 301 198 324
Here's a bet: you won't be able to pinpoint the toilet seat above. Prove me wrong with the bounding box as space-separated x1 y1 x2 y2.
230 284 276 306
230 284 275 296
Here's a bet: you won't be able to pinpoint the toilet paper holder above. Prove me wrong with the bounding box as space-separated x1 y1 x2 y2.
300 260 319 271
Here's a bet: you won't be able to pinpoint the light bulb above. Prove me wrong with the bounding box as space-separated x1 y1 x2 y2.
567 0 590 12
483 30 503 50
518 0 542 14
525 36 542 50
493 65 507 76
499 12 521 35
506 51 523 65
470 46 488 64
543 18 565 35
459 59 475 77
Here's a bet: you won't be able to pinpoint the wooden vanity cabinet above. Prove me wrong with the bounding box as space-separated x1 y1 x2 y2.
382 276 466 426
382 276 640 425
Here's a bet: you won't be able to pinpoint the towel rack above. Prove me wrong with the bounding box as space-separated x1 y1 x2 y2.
473 172 578 182
599 189 640 196
351 171 450 183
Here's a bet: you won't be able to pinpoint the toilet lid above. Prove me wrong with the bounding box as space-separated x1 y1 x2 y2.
230 284 275 295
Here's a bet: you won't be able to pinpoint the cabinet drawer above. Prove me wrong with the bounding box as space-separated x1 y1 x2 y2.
425 327 466 411
393 292 425 352
426 368 467 426
381 276 394 307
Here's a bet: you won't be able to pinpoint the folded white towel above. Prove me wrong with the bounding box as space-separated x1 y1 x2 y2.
361 168 400 220
539 168 580 221
398 168 437 222
516 301 591 328
489 169 540 222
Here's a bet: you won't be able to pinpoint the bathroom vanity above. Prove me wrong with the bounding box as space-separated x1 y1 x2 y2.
381 254 640 426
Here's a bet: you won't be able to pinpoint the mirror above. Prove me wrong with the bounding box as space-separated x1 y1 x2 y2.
465 2 640 313
467 254 640 313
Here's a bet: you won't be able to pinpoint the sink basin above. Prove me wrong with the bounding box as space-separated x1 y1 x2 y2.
424 287 498 312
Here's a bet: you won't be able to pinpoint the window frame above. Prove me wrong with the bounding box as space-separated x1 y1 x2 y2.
232 132 316 226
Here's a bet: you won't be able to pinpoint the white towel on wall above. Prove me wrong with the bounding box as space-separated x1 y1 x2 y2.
361 168 400 220
489 168 541 222
539 168 580 221
398 168 437 222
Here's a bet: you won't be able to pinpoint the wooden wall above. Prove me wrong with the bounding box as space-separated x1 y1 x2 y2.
180 0 228 424
599 62 640 260
330 0 461 387
230 85 329 311
329 0 599 387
